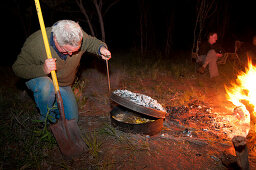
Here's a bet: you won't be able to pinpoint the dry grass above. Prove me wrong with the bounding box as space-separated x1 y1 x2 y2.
1 51 255 169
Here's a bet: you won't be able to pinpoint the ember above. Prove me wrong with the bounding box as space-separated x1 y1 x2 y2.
166 100 215 128
166 99 248 139
113 89 166 112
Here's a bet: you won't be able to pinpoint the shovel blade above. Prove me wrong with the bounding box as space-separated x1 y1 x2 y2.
50 119 87 158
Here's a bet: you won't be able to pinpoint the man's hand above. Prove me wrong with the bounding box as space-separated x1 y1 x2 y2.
100 46 111 60
43 58 57 74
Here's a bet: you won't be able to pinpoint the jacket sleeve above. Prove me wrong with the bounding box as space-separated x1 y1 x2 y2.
81 31 108 55
12 44 47 79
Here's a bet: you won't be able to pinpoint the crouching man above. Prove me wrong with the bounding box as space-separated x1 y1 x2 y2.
12 20 111 123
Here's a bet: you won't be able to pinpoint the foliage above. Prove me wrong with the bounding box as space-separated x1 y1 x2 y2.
0 85 56 169
83 131 102 159
192 0 218 53
72 77 88 108
32 106 56 144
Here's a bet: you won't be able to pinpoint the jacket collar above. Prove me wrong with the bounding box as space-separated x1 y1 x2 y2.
50 32 68 61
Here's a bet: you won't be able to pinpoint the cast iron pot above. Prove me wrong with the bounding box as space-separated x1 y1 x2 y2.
110 105 164 136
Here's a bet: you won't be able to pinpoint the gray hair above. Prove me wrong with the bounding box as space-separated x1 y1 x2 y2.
52 20 83 47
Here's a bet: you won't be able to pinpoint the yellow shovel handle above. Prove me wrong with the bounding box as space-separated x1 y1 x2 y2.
34 0 59 92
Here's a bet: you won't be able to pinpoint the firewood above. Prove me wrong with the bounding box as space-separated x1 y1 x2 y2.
232 136 249 170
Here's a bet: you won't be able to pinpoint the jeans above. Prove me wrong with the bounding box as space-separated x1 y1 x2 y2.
26 77 78 123
203 49 219 78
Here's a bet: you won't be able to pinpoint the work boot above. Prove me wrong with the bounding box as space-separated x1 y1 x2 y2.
197 66 205 74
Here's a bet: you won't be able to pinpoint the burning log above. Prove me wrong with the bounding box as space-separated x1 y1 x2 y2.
232 136 249 170
240 99 256 129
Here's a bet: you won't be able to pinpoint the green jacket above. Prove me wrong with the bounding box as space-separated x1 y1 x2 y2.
12 28 107 86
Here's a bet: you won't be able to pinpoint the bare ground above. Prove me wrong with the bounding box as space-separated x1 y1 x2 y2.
2 55 256 169
47 59 256 170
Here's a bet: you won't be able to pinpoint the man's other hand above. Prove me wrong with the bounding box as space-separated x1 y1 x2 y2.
100 46 111 60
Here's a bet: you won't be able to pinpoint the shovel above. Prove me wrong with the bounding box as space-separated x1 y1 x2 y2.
34 0 86 158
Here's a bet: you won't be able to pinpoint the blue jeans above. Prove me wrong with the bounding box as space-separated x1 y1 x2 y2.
26 77 78 123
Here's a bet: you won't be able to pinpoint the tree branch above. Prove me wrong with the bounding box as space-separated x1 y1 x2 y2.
103 0 120 16
75 0 95 36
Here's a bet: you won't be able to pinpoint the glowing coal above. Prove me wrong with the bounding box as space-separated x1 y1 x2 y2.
166 99 251 140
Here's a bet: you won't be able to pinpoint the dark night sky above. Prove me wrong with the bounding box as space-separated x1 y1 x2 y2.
3 0 256 66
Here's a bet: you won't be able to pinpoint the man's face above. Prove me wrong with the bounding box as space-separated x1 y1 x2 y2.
54 36 82 56
209 33 218 45
58 44 81 56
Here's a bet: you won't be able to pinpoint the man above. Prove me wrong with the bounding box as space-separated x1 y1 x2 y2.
12 20 111 123
197 32 223 78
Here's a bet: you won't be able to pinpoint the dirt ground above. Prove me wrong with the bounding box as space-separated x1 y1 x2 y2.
2 55 256 169
42 58 256 170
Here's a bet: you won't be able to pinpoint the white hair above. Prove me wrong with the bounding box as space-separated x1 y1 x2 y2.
52 20 83 47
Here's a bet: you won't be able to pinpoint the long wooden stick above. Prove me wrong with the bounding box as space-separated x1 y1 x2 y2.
34 0 66 120
106 60 111 92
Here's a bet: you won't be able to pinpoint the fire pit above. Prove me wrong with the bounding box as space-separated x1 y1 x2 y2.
110 90 167 135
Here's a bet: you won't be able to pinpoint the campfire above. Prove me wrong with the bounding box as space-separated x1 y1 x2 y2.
225 58 256 135
223 58 256 169
165 59 256 169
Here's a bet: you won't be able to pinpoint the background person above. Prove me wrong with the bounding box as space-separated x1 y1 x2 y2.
197 32 223 78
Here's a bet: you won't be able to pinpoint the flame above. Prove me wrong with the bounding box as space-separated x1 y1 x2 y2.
225 58 256 135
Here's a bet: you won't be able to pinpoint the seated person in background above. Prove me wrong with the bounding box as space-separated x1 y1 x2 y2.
197 32 223 78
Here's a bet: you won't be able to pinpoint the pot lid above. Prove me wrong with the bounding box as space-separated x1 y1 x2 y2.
110 93 166 119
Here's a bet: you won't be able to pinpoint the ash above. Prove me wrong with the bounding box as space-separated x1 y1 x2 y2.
113 89 166 112
166 100 214 126
166 99 250 139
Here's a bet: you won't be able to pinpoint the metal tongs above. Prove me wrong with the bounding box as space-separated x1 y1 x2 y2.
105 55 111 92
